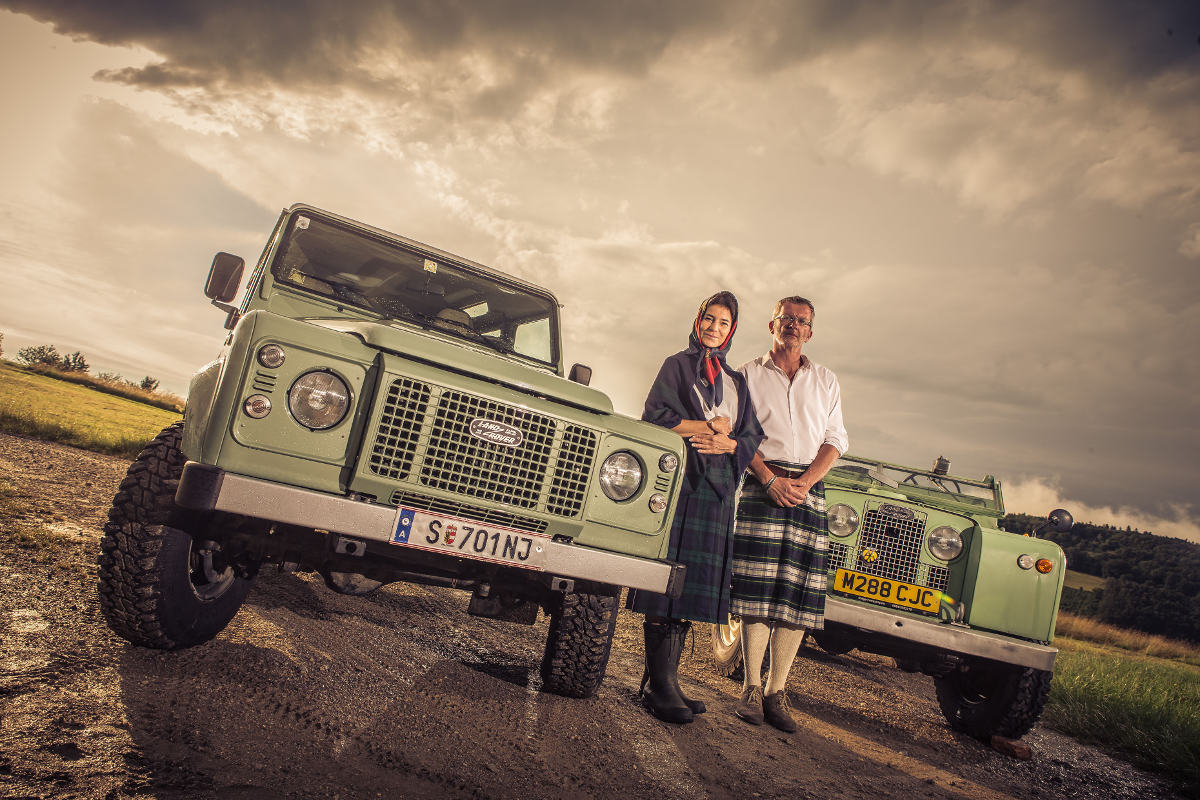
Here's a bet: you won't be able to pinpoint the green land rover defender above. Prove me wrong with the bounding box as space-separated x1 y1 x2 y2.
97 203 686 698
712 456 1073 740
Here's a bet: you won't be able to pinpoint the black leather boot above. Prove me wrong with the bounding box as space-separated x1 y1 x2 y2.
668 621 706 714
640 620 694 724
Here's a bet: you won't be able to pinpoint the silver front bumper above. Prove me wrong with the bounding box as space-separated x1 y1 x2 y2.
175 463 682 597
825 596 1058 671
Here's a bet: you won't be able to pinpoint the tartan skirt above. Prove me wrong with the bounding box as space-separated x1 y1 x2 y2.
626 461 736 624
730 469 829 629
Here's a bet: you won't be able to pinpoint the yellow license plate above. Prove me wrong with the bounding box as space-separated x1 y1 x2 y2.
833 569 941 613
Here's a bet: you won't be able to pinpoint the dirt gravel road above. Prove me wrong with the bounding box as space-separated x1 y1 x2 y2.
0 432 1185 800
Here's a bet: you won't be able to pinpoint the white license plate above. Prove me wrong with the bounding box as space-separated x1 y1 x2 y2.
389 507 548 570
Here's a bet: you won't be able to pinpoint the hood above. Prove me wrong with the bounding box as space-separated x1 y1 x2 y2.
309 318 614 414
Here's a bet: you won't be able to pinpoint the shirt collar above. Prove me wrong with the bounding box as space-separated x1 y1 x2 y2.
760 352 810 373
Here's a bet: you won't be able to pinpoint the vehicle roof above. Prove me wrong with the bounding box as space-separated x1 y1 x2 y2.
285 203 561 305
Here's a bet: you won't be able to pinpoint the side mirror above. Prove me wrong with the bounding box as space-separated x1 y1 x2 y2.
1033 508 1073 537
205 252 245 303
568 363 592 386
1046 508 1074 533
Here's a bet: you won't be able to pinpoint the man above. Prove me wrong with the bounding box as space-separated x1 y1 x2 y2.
730 295 849 732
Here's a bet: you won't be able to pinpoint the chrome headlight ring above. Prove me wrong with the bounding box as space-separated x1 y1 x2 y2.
288 370 351 430
927 525 964 561
599 451 643 501
827 503 860 537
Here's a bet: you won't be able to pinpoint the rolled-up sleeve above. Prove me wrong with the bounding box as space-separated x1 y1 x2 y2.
822 373 849 455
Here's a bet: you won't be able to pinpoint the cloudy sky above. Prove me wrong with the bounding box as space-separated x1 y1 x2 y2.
1 1 1198 542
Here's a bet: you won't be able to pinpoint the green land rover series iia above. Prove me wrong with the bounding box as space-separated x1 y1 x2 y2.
98 203 686 698
712 456 1073 739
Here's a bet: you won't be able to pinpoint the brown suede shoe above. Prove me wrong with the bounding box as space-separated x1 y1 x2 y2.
763 691 797 733
735 685 764 725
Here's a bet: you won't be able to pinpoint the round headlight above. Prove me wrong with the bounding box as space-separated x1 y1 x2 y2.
599 452 643 501
288 371 350 430
927 526 964 561
659 453 679 473
243 394 272 419
257 344 286 368
1017 554 1035 570
828 503 859 537
648 493 668 513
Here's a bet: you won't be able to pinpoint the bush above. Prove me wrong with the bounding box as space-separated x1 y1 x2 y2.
61 351 90 373
140 376 160 392
17 344 62 367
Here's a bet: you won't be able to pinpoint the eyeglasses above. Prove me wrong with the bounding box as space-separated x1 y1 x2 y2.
773 314 811 328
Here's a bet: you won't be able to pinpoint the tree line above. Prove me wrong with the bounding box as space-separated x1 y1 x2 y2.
11 341 160 392
1003 513 1200 643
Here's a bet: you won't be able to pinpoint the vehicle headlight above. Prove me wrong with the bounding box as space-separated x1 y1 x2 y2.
659 453 679 472
288 370 350 430
827 503 859 537
927 525 964 561
599 451 643 501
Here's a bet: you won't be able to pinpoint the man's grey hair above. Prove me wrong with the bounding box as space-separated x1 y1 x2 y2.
773 295 816 324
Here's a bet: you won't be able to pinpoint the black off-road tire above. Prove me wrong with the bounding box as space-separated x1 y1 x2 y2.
98 422 252 649
539 591 619 698
934 659 1052 739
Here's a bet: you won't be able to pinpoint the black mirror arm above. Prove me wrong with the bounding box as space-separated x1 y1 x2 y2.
212 299 240 330
1032 508 1074 538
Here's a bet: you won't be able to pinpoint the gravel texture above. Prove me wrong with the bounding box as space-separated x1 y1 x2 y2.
0 432 1185 800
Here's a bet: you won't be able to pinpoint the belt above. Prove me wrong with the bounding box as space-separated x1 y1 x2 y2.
763 463 809 480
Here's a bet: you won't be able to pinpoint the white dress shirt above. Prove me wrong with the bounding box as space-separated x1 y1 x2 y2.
739 353 848 464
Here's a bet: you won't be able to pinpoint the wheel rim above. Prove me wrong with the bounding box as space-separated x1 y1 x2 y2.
189 540 235 600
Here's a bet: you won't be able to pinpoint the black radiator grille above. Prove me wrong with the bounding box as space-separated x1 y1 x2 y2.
368 376 597 518
854 504 928 584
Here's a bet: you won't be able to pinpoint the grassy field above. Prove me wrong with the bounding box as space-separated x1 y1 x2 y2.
1057 611 1200 666
0 360 180 458
1063 569 1106 591
16 361 185 412
1046 635 1200 795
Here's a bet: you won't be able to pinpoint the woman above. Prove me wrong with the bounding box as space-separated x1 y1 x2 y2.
627 291 763 724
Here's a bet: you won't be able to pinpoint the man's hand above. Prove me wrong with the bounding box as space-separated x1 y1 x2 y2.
766 475 811 508
689 432 736 455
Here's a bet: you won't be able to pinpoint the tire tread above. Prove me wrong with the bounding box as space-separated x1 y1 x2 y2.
540 592 619 698
97 422 187 649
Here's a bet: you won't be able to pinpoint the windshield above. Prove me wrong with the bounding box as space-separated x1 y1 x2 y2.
271 213 559 367
829 455 1001 509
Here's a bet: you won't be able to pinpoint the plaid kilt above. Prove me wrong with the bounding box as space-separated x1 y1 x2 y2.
730 470 829 629
626 461 735 624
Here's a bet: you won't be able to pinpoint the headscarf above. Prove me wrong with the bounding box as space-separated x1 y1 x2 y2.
688 291 738 408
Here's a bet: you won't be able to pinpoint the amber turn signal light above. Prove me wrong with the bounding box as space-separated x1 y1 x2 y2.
1035 558 1054 574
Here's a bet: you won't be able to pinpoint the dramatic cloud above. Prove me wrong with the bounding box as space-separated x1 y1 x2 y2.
1 1 1198 538
1004 477 1200 545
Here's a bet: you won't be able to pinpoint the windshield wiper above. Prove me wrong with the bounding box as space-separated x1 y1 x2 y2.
867 465 900 489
